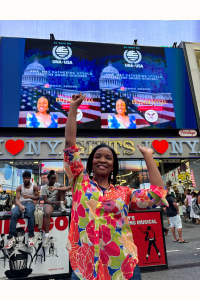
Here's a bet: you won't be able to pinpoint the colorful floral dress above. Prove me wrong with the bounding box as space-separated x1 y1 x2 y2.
64 145 168 280
26 113 58 128
108 115 136 129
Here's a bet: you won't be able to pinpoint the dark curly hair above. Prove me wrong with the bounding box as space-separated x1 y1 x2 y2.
47 170 56 180
86 144 119 185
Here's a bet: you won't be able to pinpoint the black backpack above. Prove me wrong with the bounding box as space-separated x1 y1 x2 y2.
192 198 200 215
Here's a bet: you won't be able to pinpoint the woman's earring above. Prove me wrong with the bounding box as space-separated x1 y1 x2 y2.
47 108 49 111
90 170 94 177
111 171 113 180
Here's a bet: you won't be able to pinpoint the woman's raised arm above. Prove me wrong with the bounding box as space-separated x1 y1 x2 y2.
137 145 164 188
65 93 85 148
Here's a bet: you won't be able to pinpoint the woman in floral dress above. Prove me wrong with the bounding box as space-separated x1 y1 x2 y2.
64 93 168 280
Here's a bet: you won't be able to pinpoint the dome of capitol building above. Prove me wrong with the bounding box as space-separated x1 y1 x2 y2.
99 61 122 90
22 57 48 86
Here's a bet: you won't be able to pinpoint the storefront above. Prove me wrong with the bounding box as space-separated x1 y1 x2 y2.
0 135 200 208
1 134 200 277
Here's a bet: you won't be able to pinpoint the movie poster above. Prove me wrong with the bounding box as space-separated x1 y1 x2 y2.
0 216 69 279
128 211 167 267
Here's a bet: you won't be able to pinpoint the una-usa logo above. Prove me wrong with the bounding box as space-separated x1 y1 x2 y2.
123 50 143 68
52 46 73 64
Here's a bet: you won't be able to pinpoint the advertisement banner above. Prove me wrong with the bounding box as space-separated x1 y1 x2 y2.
14 38 197 130
0 216 69 279
128 211 167 267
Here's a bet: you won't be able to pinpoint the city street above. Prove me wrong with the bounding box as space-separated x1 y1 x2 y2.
141 214 200 280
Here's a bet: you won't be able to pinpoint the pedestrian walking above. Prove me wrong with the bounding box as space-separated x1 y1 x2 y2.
166 187 188 243
177 180 185 203
190 192 200 224
166 181 174 228
64 92 168 280
185 189 192 220
177 201 184 219
166 181 175 198
182 202 187 222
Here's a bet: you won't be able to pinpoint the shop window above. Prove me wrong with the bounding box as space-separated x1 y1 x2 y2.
118 160 143 189
160 159 194 201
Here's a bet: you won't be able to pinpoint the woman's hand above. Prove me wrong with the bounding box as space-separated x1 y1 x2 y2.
71 92 86 108
137 145 154 156
137 145 164 188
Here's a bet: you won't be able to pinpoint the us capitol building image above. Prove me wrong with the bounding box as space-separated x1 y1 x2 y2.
22 57 48 86
99 61 173 104
21 57 100 99
21 58 172 102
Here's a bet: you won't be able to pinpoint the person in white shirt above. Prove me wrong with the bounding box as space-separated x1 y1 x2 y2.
182 203 187 222
177 180 185 203
177 201 183 218
190 191 200 224
4 171 39 250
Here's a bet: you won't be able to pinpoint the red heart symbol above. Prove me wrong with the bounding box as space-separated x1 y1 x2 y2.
5 139 25 155
152 140 169 155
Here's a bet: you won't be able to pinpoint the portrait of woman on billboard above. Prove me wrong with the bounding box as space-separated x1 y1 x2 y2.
26 97 58 128
108 99 136 129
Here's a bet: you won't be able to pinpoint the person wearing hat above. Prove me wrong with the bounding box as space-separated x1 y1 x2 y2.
4 171 39 250
139 226 161 260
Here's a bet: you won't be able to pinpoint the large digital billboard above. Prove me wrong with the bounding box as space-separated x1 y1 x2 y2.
0 37 198 130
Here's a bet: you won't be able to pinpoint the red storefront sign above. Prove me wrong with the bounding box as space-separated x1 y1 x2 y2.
0 216 68 235
128 210 167 268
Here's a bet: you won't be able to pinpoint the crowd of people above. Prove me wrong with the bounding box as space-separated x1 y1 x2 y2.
162 180 200 243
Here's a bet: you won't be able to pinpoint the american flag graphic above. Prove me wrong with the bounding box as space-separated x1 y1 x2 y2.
126 50 139 62
55 46 69 58
18 87 101 128
101 90 176 129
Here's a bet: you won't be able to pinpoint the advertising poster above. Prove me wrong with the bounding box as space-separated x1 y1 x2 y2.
18 39 101 129
128 211 167 267
0 216 69 279
0 37 197 129
18 39 176 130
99 44 175 129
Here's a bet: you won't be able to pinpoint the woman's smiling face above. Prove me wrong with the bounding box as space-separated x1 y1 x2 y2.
92 147 114 179
116 99 126 115
37 97 49 113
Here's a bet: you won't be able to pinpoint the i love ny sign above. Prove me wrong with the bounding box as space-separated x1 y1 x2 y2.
5 139 25 155
0 137 199 158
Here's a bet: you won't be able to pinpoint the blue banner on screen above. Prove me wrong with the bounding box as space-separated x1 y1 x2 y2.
0 37 197 129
